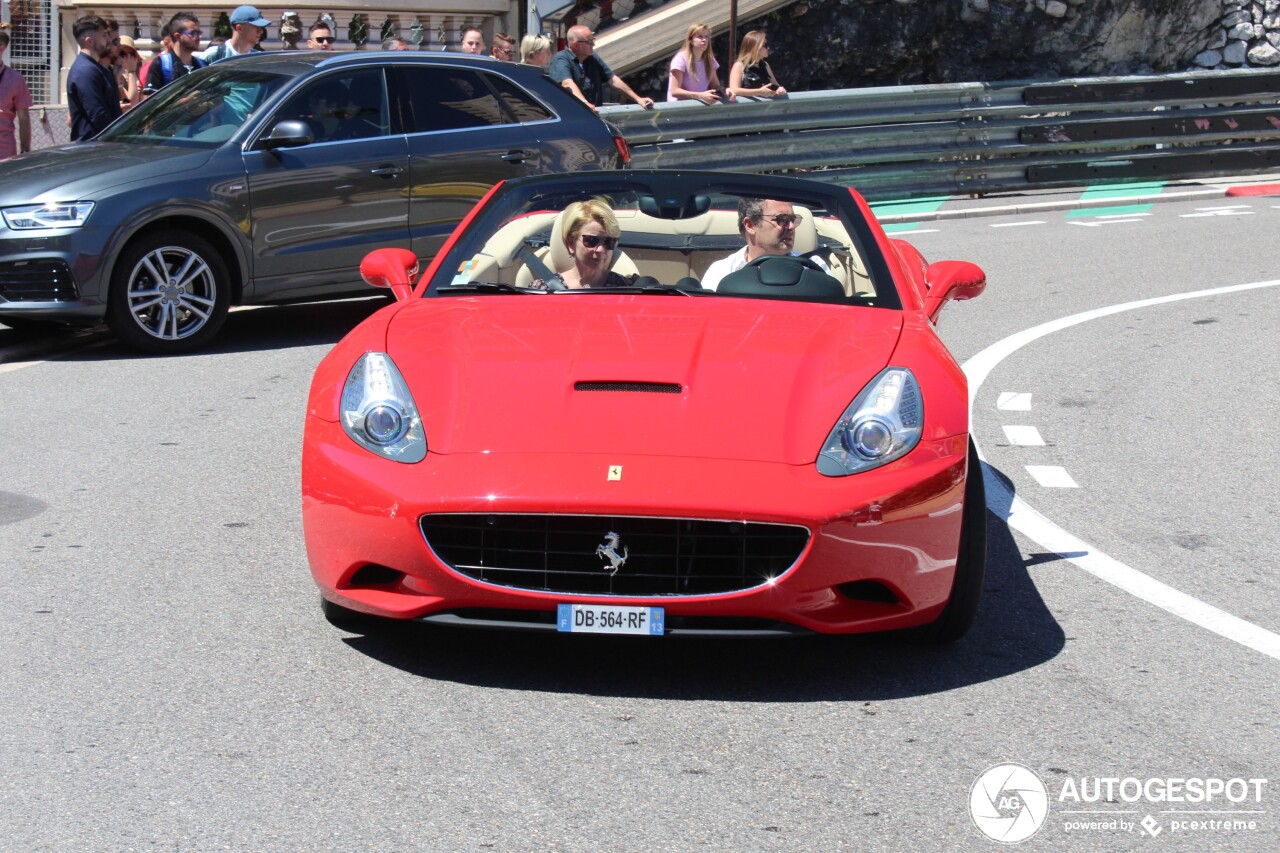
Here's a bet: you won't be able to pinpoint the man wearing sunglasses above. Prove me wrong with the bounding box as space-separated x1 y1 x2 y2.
549 25 654 113
308 21 336 51
701 198 830 291
141 12 206 98
490 32 515 62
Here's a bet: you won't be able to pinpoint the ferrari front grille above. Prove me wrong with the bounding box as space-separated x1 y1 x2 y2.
421 514 809 596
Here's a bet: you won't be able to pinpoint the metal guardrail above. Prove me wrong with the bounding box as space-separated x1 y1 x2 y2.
599 69 1280 200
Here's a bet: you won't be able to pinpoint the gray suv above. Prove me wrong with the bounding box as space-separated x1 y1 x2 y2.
0 52 628 353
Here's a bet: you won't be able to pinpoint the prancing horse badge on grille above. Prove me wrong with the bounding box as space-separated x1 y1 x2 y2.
595 531 629 576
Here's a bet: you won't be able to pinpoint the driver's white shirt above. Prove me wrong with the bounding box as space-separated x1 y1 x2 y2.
701 247 831 291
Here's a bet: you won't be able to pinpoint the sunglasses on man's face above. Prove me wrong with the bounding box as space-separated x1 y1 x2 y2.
578 234 618 250
761 213 803 229
314 36 335 43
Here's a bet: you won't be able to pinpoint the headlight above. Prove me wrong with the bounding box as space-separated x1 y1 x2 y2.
2 202 95 230
817 367 923 476
340 352 426 463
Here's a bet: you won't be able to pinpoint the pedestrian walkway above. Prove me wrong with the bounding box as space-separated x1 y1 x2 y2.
870 173 1280 231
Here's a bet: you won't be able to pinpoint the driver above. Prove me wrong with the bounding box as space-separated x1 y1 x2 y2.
701 197 829 291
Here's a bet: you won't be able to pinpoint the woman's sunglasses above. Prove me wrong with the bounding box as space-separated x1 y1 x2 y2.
578 234 618 250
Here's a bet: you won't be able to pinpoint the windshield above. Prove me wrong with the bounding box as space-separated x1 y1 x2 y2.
99 66 294 148
434 179 898 308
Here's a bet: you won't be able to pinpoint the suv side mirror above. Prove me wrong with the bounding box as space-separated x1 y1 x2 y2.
261 120 314 149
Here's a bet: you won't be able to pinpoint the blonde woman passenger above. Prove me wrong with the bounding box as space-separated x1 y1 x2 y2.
534 199 635 289
729 31 787 99
667 23 733 104
520 33 552 68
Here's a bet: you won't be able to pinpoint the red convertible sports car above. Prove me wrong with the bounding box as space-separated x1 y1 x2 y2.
302 170 987 640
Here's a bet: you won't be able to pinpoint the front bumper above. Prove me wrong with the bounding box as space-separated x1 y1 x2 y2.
0 226 111 323
302 416 969 635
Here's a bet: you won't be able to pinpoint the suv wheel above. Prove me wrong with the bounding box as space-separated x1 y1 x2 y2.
107 230 230 354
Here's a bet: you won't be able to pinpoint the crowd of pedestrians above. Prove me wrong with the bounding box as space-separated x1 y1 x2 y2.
53 6 786 147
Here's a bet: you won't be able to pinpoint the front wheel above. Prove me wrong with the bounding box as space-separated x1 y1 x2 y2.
913 438 987 643
107 230 230 354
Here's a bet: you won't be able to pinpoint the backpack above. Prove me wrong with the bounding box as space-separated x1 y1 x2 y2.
159 51 207 84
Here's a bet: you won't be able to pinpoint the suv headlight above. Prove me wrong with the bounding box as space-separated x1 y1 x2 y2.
2 202 96 230
817 367 923 476
340 352 426 463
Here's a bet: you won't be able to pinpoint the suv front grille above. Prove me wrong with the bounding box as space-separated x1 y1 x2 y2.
421 513 809 596
0 260 78 302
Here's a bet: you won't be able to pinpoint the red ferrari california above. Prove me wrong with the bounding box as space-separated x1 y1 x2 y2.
303 171 987 640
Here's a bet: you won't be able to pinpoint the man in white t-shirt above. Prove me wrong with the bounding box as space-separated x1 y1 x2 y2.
702 198 830 291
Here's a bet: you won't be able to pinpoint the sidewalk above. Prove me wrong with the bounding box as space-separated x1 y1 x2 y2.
869 173 1280 224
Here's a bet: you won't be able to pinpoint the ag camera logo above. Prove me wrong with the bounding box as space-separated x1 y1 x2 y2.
970 763 1050 843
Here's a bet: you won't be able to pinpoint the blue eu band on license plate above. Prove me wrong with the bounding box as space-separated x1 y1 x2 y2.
557 604 665 635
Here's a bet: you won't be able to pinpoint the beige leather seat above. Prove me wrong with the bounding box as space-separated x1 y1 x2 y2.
514 207 638 287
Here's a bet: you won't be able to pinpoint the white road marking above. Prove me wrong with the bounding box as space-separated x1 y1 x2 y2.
997 392 1032 411
1026 465 1078 487
1180 210 1255 218
964 278 1280 661
1003 425 1045 446
1069 218 1146 227
989 221 1045 228
1195 204 1251 210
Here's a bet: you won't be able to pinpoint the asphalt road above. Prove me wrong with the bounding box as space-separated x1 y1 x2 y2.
1 193 1277 851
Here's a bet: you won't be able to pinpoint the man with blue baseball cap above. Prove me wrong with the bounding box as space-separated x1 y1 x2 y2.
200 5 270 64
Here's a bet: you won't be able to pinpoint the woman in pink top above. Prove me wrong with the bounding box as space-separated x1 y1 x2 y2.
667 23 734 105
0 23 33 160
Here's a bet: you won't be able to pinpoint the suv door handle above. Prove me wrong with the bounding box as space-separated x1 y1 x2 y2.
370 164 404 177
501 150 533 164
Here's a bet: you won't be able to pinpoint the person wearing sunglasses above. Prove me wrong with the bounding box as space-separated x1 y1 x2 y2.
537 199 635 289
491 32 516 62
308 21 336 51
549 25 654 113
141 13 206 98
701 197 829 291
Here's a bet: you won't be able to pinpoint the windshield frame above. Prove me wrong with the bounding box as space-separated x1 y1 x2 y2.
425 172 903 309
97 64 297 149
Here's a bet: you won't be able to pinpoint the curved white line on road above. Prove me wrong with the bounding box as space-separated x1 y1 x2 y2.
963 278 1280 661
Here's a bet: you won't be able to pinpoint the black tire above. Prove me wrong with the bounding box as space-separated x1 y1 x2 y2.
106 230 230 354
914 438 987 643
321 595 383 632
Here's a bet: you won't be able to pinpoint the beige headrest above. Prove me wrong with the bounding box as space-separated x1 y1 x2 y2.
791 205 817 255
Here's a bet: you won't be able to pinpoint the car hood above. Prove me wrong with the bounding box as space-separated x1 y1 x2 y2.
0 144 219 203
386 297 903 464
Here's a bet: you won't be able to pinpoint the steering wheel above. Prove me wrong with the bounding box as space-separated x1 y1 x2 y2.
743 255 826 273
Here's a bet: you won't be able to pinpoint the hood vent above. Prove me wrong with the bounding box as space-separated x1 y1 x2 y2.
575 381 682 394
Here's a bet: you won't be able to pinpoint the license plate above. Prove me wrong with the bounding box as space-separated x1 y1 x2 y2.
557 603 664 636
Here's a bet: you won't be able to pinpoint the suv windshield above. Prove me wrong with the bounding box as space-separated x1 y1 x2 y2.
100 67 293 148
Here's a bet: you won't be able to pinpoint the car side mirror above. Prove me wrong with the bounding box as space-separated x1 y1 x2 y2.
261 120 314 149
360 248 420 301
923 260 986 323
